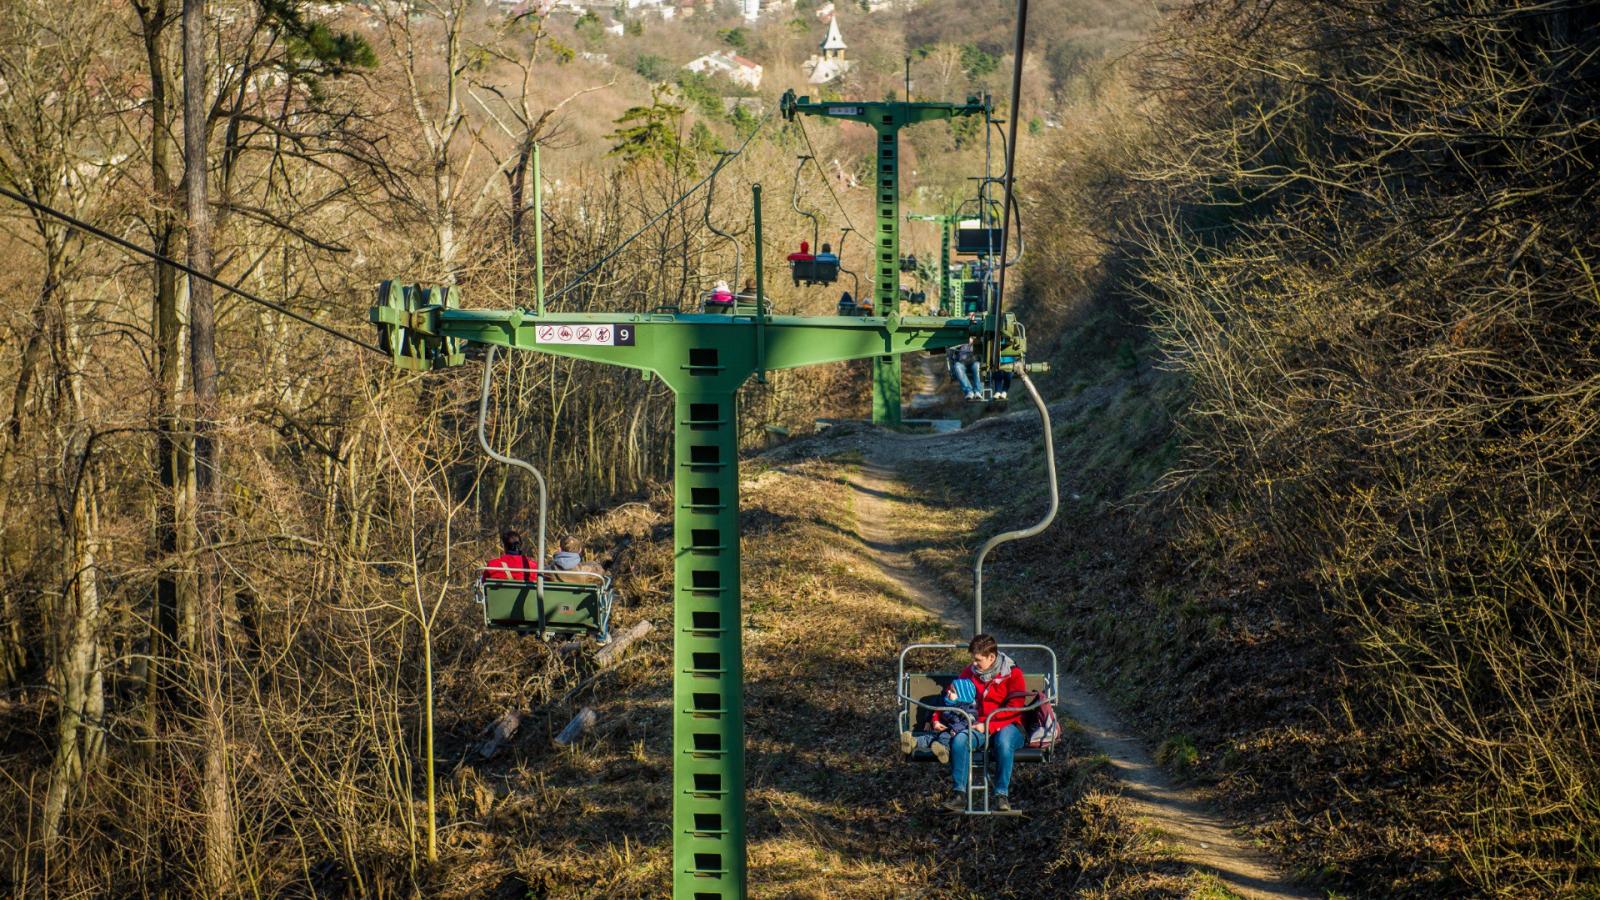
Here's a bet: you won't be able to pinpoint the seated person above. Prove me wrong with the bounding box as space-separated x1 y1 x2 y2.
855 296 875 315
740 277 757 299
788 240 816 285
706 279 734 309
992 350 1017 401
836 290 856 315
484 529 536 581
950 341 981 400
900 677 977 764
548 535 605 584
814 242 839 264
943 634 1030 812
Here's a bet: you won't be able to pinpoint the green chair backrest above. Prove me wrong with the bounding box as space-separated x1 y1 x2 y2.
481 578 608 639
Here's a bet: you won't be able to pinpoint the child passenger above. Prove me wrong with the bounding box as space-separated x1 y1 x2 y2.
900 677 978 764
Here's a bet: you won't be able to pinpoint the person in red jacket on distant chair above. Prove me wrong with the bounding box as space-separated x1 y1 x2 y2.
944 633 1028 812
483 529 537 582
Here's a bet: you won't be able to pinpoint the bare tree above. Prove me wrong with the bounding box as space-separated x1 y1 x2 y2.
182 0 235 889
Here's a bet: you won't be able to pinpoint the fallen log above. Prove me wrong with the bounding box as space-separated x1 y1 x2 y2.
553 707 597 747
559 619 656 705
594 619 653 669
477 709 527 759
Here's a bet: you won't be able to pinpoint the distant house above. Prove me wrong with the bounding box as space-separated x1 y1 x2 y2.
684 51 764 90
803 15 851 85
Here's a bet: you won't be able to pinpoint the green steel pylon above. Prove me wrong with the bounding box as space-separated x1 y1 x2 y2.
370 286 1016 899
780 90 987 425
907 213 965 317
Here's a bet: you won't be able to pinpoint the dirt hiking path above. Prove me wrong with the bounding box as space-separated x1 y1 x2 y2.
799 366 1313 897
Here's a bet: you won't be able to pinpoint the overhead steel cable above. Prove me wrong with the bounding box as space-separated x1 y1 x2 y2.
546 111 774 305
793 115 859 239
0 184 384 355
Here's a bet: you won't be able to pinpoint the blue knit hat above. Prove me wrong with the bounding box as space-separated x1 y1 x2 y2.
946 678 976 705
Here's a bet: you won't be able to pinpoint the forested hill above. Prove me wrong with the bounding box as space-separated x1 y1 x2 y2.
1009 2 1600 895
1 0 1596 897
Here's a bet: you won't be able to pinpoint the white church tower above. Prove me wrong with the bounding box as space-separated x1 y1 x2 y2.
805 15 852 84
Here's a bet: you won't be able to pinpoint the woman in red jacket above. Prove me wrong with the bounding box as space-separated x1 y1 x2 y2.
944 633 1028 811
483 529 537 582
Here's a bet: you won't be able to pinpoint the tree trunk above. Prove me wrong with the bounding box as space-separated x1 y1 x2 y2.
183 0 235 891
136 0 185 735
42 466 103 848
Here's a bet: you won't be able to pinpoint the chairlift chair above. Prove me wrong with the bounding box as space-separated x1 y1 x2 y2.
954 190 1005 257
893 365 1063 815
897 643 1060 815
473 345 615 643
789 155 840 287
955 223 1003 257
701 150 751 314
476 565 614 641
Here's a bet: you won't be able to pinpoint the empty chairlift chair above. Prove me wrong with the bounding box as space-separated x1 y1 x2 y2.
955 220 1003 257
954 193 1005 257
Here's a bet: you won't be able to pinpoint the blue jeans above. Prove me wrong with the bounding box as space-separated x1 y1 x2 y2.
951 358 981 395
950 722 1024 796
913 730 958 753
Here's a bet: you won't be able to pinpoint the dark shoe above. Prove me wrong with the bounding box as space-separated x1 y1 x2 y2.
943 792 968 812
994 794 1012 812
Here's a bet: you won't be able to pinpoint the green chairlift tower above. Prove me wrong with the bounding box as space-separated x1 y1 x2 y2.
907 212 964 317
370 185 1034 899
779 90 987 426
